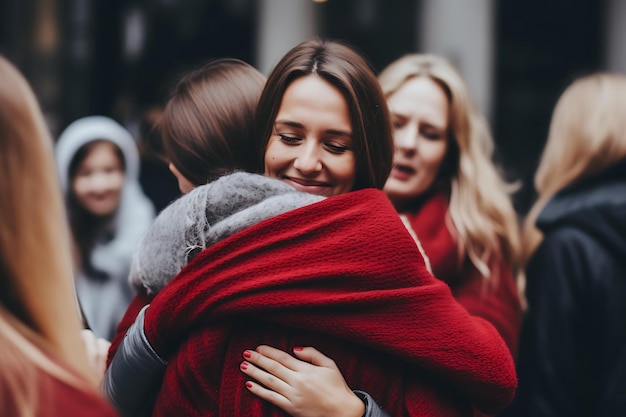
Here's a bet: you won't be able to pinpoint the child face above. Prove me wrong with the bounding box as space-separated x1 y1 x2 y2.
384 76 450 207
72 141 124 216
264 75 356 197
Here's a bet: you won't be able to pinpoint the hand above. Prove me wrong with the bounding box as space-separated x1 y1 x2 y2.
80 329 111 385
240 345 365 417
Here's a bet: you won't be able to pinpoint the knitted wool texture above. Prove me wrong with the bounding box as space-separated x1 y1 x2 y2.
402 190 522 359
139 188 517 417
129 172 323 295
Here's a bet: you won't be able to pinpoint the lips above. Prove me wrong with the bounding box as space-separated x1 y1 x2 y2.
280 175 331 195
390 163 416 181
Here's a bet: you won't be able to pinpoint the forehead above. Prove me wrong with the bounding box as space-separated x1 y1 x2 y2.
276 75 352 134
387 76 449 126
81 141 122 164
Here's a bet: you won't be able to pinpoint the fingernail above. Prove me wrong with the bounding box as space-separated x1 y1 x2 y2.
240 361 249 370
246 381 253 389
293 346 303 351
243 350 252 359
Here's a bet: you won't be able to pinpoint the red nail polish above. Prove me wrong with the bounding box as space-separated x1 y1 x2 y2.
246 381 253 389
243 350 252 359
240 361 248 370
293 346 303 351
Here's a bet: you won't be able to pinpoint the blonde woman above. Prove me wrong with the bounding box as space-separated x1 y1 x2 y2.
0 56 117 416
504 73 626 417
378 54 523 355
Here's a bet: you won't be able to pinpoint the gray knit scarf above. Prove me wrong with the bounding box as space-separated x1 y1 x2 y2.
129 172 324 295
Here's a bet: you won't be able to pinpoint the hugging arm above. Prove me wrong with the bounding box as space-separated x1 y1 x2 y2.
241 345 390 417
102 306 167 417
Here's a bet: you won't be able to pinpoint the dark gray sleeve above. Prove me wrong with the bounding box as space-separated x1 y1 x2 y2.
102 305 167 417
354 390 392 417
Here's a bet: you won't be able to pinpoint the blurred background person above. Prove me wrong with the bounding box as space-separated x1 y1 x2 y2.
378 53 523 357
0 55 117 416
55 115 155 340
503 73 626 417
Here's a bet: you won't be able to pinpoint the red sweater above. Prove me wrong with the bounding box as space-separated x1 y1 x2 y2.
110 189 516 416
403 191 522 359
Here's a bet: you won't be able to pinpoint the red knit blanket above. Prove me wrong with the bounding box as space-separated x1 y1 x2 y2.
141 189 516 416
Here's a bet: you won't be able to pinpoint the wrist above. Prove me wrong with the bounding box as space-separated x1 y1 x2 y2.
353 390 390 417
346 390 366 417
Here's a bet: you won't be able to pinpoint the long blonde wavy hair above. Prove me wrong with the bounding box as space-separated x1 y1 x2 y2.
378 54 522 281
522 73 626 265
0 56 98 416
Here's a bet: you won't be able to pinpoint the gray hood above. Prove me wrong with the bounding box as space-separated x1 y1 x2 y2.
55 116 155 280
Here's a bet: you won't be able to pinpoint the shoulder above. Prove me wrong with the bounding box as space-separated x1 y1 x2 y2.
527 225 622 302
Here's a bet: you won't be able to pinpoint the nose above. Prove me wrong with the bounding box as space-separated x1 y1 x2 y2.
293 142 322 175
394 124 418 152
89 172 115 193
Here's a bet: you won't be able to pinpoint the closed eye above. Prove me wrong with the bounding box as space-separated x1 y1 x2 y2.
325 142 351 154
421 128 445 141
278 134 301 144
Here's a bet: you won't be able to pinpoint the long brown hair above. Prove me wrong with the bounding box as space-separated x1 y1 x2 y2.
0 56 97 414
257 38 394 190
161 58 266 186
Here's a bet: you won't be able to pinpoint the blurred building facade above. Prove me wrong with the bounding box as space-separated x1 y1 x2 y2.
1 0 624 212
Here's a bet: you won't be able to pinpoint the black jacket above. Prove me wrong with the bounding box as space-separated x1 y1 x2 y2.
503 161 626 417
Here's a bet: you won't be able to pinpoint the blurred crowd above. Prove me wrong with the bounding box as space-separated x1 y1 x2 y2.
1 34 625 417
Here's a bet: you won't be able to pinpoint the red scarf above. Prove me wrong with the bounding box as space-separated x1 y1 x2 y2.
140 189 516 417
404 191 522 358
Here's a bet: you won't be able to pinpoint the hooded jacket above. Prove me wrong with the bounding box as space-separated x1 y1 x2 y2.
55 116 155 339
504 160 626 417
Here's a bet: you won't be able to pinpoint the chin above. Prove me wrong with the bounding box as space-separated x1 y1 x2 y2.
89 205 118 217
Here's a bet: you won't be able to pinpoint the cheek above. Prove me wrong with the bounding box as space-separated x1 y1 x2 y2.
72 178 88 197
115 171 125 188
345 157 357 181
111 172 125 191
263 142 284 176
421 143 448 177
333 155 357 185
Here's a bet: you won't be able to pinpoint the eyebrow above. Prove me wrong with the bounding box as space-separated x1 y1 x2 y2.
390 112 446 130
274 119 353 139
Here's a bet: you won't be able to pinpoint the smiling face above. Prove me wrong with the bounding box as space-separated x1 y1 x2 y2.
71 141 124 216
264 75 356 197
384 76 450 209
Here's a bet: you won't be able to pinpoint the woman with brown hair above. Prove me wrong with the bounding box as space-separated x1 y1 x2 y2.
0 55 117 416
242 53 523 417
161 57 267 192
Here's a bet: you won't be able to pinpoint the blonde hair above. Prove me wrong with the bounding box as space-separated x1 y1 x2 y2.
522 73 626 264
378 54 522 280
0 56 97 415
